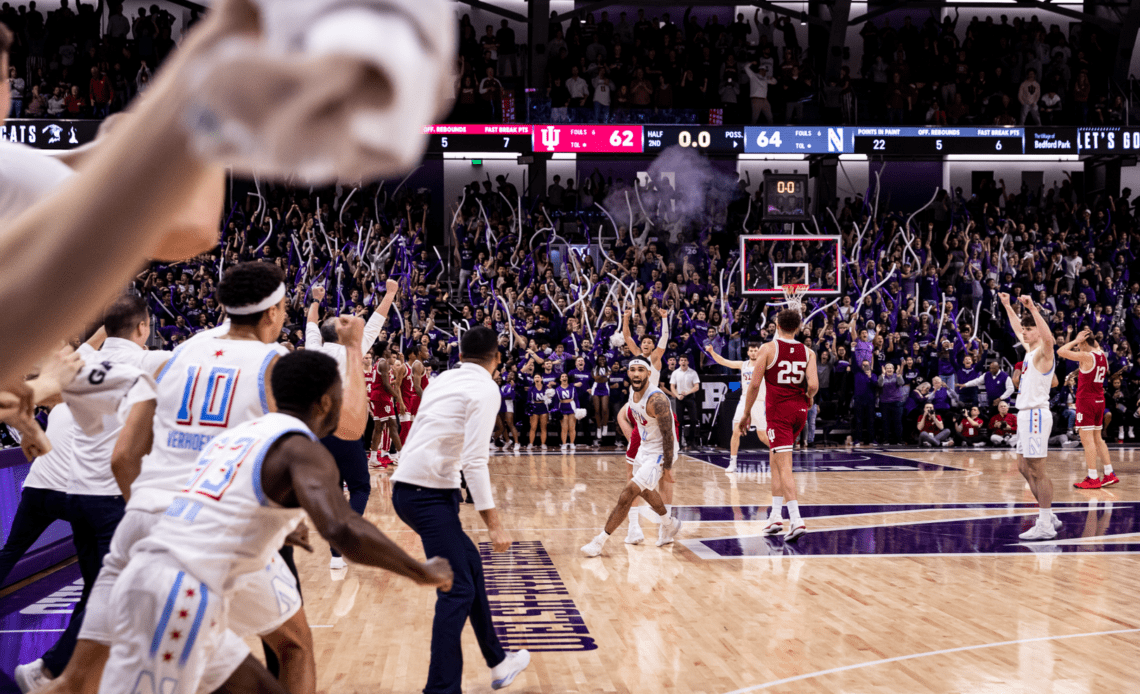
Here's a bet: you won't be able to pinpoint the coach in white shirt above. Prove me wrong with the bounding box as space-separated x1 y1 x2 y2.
669 355 701 448
391 326 530 692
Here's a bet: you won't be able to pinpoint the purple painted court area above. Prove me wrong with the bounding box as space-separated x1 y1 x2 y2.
0 562 80 691
687 502 1140 558
696 450 966 473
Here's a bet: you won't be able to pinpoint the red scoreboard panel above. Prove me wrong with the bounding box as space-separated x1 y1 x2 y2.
533 125 644 153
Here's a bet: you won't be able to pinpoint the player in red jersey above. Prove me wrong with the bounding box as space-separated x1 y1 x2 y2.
397 348 423 444
739 307 818 541
369 341 402 467
1058 329 1119 488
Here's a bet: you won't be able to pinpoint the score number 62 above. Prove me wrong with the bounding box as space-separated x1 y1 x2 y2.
608 129 637 147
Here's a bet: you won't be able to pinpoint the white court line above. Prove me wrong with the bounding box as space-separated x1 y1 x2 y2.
721 627 1140 693
0 629 66 633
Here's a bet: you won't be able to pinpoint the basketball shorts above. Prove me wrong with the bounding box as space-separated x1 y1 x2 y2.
81 510 302 647
733 397 766 430
370 393 395 421
1016 408 1052 459
631 448 665 491
766 402 808 453
100 557 242 694
1074 397 1105 431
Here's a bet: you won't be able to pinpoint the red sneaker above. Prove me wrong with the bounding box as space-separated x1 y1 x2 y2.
1101 472 1120 487
377 455 393 468
1074 476 1103 490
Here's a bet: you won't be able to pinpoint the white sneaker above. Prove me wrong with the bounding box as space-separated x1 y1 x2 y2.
1051 513 1063 530
526 443 534 450
725 460 737 473
570 443 577 451
762 519 784 535
329 556 347 570
541 444 548 451
581 533 607 557
625 523 644 545
491 649 531 690
14 659 51 693
1019 520 1058 541
656 518 683 546
786 520 807 542
513 443 521 451
561 443 568 451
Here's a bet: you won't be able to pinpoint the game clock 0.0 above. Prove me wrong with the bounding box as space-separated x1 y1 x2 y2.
763 174 808 221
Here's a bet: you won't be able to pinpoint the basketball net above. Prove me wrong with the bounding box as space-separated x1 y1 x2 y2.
781 284 809 314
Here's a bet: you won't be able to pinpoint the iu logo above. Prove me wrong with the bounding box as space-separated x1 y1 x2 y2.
539 126 560 151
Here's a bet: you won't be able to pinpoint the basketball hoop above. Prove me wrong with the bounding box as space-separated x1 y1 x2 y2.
781 283 810 312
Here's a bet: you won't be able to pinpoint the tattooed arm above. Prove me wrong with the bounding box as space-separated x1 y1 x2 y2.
648 391 675 471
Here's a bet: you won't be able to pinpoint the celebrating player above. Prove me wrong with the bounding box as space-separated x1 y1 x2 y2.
582 358 683 556
739 307 818 541
705 341 768 473
1057 328 1120 489
1000 293 1063 541
616 307 670 545
98 350 452 694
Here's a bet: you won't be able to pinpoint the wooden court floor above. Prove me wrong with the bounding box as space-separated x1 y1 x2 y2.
284 447 1140 693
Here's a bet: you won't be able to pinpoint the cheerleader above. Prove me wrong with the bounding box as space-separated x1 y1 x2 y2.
498 371 520 451
556 373 578 450
590 354 611 447
527 373 551 450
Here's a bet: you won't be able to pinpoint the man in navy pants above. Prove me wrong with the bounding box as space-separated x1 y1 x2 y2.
391 327 530 693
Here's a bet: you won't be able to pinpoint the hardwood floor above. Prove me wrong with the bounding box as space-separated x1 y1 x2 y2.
283 447 1140 693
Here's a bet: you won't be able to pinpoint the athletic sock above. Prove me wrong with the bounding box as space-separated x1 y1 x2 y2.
729 455 738 463
770 496 784 520
628 508 640 526
598 531 610 545
1039 508 1051 524
1089 469 1098 479
787 500 801 523
1104 464 1114 475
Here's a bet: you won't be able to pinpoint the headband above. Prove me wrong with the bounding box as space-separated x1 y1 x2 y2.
628 357 652 370
224 283 286 315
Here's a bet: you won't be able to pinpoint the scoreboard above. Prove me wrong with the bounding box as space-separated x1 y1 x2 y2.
391 124 1140 156
852 127 1023 155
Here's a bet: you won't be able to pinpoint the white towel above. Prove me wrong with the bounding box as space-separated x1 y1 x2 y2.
184 0 457 183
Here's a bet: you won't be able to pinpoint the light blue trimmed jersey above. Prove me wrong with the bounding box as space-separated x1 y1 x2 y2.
133 412 314 593
128 336 288 514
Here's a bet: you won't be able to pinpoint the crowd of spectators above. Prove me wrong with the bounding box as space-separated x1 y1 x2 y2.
456 7 1122 126
124 165 1140 451
3 4 1128 128
3 0 180 119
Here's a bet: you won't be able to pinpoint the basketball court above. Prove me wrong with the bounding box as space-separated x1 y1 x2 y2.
3 447 1137 693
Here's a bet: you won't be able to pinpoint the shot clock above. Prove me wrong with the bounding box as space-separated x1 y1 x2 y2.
763 174 809 221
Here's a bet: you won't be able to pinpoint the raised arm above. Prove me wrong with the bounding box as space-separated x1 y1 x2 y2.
306 284 326 347
1020 294 1055 352
703 344 743 370
621 309 640 354
361 278 399 355
1056 328 1092 368
334 316 368 439
998 292 1025 347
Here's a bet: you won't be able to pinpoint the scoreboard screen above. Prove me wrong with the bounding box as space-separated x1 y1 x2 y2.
853 127 1023 155
763 174 809 221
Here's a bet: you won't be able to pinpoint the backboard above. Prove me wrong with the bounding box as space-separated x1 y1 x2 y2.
740 235 842 296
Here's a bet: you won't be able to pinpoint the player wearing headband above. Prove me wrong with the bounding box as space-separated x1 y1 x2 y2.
616 307 671 546
37 262 317 694
582 357 683 556
705 341 768 473
739 292 818 542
